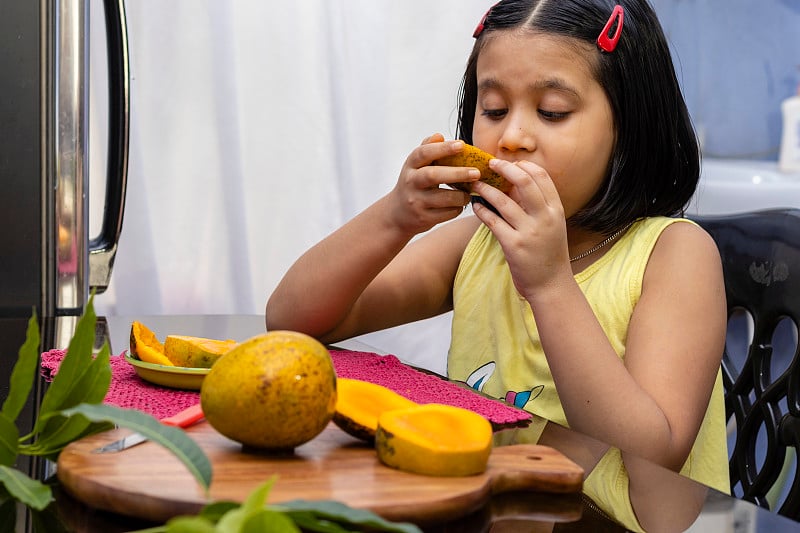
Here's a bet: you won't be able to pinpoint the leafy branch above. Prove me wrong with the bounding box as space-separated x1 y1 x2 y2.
0 299 422 532
0 296 211 512
131 477 421 533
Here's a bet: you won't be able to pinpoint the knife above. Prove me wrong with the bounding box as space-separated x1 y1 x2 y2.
92 404 205 453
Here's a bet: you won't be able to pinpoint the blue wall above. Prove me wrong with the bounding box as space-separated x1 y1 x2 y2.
651 0 800 160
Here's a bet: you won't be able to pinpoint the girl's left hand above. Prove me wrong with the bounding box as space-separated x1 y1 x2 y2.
471 159 572 299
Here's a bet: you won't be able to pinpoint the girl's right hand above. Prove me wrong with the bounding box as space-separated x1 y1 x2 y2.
387 133 478 235
470 159 572 301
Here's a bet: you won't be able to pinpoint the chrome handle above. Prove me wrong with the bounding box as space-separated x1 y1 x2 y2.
89 0 130 293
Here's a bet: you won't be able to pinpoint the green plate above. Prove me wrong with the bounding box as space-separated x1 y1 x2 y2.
124 352 209 390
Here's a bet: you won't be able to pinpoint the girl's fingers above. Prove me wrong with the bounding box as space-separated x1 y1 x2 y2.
480 159 547 215
470 192 508 230
489 159 547 199
404 138 481 190
516 160 561 206
409 138 464 169
472 158 565 232
472 180 514 214
421 132 445 144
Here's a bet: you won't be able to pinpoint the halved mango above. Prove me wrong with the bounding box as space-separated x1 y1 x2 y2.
376 403 493 476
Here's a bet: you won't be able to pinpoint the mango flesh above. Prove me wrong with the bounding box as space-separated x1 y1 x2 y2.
130 321 173 366
164 335 237 368
375 403 492 476
200 330 337 451
435 144 511 193
332 378 418 442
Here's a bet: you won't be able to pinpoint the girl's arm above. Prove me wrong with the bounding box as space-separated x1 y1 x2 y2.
532 222 725 470
471 162 726 471
266 134 480 344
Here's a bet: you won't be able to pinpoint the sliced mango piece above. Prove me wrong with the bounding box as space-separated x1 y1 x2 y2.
130 321 173 366
164 335 237 368
333 378 418 442
434 144 511 193
376 403 493 477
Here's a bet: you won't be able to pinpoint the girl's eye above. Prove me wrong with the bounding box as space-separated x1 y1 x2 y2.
539 109 570 121
481 108 507 120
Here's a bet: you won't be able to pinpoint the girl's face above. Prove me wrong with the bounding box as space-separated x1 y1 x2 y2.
472 31 615 219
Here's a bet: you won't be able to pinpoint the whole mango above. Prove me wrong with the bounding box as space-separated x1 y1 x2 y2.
200 331 337 451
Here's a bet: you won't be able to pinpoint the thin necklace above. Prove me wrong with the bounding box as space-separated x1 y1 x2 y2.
569 222 634 263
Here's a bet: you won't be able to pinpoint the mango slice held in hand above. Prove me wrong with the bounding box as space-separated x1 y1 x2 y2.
434 143 511 193
129 321 237 368
376 403 493 477
333 378 418 442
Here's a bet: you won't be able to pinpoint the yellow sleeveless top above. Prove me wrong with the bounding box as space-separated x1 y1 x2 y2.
448 217 729 532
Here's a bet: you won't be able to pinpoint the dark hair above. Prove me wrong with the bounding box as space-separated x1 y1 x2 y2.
457 0 700 234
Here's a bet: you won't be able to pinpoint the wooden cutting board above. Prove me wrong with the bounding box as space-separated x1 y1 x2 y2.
57 421 584 526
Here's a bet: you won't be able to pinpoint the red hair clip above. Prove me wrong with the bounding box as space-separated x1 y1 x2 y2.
597 5 624 53
473 3 498 39
473 11 489 38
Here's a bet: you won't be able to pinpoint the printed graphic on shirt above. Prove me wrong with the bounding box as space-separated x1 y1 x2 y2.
464 361 543 409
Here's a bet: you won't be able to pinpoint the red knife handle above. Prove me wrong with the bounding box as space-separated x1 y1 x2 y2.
161 404 205 427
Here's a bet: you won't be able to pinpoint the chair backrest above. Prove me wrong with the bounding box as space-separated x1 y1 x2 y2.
692 208 800 520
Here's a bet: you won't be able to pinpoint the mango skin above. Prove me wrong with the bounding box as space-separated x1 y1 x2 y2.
200 331 337 451
434 144 511 193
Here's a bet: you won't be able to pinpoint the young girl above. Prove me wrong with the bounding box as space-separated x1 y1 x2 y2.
267 0 728 530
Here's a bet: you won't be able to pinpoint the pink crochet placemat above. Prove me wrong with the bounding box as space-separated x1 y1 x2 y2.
333 351 531 427
40 349 531 428
41 350 199 420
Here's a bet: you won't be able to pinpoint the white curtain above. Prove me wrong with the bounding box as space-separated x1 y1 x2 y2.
89 1 491 372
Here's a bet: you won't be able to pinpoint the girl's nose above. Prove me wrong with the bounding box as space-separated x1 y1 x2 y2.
498 115 536 154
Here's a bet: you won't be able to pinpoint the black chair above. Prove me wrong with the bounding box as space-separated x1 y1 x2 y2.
692 208 800 520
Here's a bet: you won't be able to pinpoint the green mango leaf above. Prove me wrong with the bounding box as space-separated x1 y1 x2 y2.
280 500 422 533
1 312 40 422
241 509 301 533
241 477 274 514
39 421 116 463
216 507 247 533
33 343 112 445
0 413 19 466
165 516 218 533
59 403 212 491
128 481 422 533
0 465 53 511
34 298 101 431
21 419 114 459
198 500 240 522
216 478 275 532
282 512 351 533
